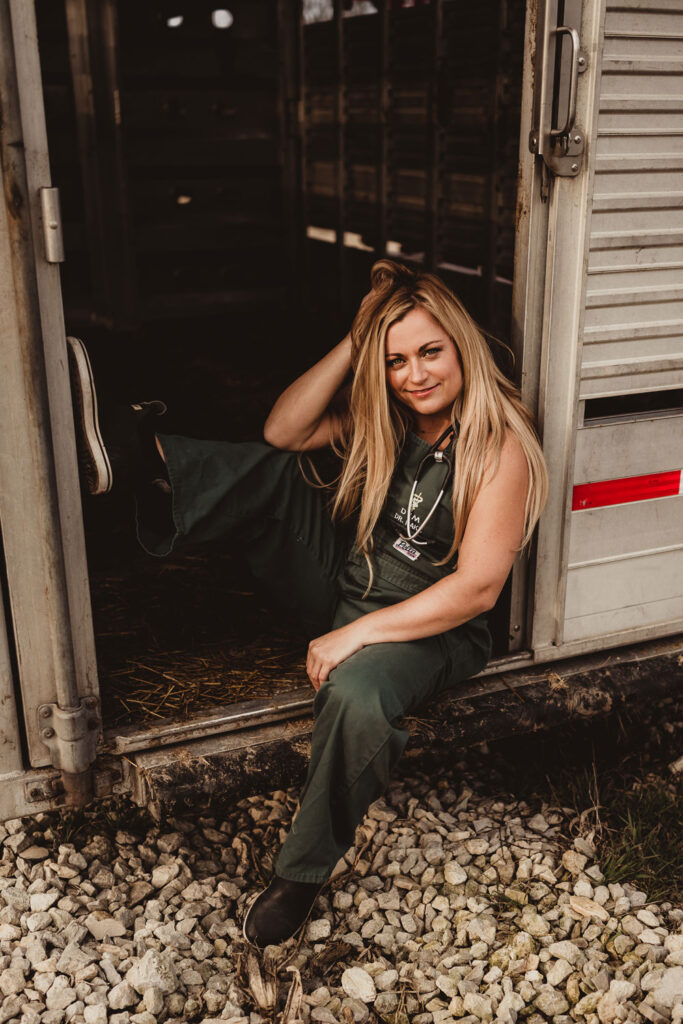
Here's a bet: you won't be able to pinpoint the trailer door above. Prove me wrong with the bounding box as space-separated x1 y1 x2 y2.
516 0 683 659
0 0 100 814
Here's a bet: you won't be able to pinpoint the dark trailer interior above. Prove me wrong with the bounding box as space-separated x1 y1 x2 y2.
36 0 526 734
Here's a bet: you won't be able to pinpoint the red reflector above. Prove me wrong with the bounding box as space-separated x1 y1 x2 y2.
572 470 681 511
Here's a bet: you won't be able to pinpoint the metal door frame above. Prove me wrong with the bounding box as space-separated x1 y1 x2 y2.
0 0 100 808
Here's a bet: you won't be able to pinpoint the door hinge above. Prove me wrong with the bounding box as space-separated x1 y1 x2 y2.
37 695 100 775
39 187 65 263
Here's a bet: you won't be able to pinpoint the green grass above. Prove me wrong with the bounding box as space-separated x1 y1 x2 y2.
597 774 683 903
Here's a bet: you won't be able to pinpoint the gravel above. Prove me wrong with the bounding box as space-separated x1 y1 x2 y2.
0 765 681 1024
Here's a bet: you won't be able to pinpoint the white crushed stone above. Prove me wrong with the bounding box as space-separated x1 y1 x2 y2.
0 759 679 1024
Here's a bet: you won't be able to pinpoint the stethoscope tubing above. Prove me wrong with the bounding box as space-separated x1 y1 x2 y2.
399 424 456 546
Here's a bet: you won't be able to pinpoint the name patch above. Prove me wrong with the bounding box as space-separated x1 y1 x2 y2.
393 536 421 561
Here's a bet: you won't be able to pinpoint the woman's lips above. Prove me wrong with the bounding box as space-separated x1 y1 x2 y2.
408 383 439 397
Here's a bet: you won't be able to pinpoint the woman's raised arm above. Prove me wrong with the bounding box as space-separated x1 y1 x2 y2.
263 333 352 451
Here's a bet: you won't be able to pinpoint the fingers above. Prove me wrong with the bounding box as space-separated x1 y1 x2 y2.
307 641 332 691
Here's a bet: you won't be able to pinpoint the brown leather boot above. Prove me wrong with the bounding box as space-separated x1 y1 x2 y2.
242 876 323 948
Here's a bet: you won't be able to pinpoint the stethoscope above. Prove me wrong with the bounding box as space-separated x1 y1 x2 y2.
399 423 457 546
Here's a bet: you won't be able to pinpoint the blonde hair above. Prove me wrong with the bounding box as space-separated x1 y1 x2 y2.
332 259 548 574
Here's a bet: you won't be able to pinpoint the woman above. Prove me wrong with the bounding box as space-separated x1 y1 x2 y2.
68 259 547 949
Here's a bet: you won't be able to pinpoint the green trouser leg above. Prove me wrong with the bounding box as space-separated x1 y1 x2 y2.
275 620 488 883
136 434 345 637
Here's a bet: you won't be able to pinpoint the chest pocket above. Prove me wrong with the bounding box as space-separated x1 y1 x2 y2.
380 436 455 559
339 435 458 602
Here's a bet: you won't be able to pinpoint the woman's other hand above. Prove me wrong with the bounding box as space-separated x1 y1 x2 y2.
306 621 366 690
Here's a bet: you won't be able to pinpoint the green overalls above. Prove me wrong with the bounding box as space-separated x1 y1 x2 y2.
138 432 491 884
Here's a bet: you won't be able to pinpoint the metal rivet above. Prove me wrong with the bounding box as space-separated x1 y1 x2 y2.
574 135 582 144
85 696 97 709
29 787 42 799
41 728 54 740
571 163 579 172
40 706 52 718
578 56 586 65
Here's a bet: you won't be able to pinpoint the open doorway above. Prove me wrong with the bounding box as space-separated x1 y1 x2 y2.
37 0 527 732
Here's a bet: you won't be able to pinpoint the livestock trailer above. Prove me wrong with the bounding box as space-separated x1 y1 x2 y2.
0 0 681 820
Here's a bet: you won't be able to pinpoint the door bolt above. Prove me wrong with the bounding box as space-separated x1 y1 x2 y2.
39 706 52 718
41 727 55 740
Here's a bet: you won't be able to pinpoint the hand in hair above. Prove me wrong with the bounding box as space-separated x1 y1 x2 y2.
263 334 352 451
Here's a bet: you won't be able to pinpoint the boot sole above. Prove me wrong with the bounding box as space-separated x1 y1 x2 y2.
66 336 112 495
242 891 262 946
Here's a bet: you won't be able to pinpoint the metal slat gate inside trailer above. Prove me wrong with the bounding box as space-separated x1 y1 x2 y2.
521 0 683 659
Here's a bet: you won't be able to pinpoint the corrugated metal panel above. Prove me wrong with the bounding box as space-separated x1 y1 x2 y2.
566 412 683 642
573 416 682 483
564 549 683 642
581 0 683 400
568 494 683 564
563 0 683 644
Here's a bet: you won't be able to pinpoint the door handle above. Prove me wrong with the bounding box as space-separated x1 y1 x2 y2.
550 26 580 139
529 2 586 177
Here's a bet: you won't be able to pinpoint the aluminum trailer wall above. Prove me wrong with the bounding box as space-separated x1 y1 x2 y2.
563 0 683 645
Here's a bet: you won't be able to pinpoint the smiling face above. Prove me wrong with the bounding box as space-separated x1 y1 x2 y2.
384 305 463 435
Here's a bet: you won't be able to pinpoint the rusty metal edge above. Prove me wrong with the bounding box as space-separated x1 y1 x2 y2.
106 633 683 758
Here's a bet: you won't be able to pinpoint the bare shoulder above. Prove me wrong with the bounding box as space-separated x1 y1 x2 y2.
501 428 528 472
482 428 528 486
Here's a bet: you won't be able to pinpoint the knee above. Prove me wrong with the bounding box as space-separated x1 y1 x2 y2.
314 660 391 731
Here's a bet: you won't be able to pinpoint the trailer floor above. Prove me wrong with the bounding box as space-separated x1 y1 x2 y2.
91 545 310 728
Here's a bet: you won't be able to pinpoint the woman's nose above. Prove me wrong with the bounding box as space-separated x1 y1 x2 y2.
408 360 428 384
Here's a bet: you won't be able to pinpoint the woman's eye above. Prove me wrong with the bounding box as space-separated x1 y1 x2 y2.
386 358 404 369
425 347 441 357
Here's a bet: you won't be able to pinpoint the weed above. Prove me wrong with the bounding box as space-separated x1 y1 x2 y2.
598 774 683 903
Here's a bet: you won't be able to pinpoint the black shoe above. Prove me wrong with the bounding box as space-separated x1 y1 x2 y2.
242 876 323 948
67 335 167 495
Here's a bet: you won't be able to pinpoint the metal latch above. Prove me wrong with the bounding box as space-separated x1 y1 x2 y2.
38 696 100 775
528 0 587 177
39 187 65 263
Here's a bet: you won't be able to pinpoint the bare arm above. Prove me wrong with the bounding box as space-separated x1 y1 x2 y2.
263 334 352 451
306 431 530 687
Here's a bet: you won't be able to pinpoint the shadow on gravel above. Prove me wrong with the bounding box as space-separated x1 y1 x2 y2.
403 690 683 904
